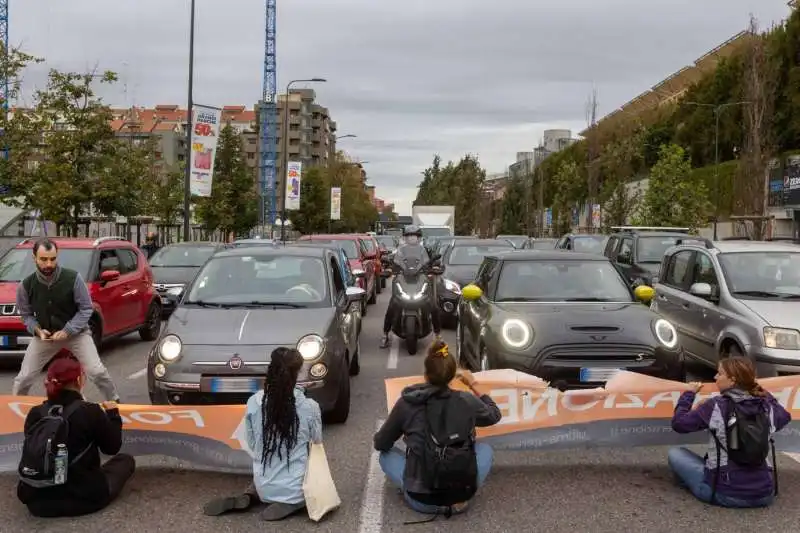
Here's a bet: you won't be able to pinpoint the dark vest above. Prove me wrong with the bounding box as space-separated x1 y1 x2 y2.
22 268 79 333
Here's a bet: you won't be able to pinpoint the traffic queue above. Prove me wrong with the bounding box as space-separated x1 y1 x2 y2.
1 223 796 521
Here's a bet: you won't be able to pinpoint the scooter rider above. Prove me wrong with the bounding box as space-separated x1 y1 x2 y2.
379 225 442 349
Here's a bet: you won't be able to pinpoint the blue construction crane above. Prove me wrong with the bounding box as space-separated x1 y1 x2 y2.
0 0 8 169
259 0 278 226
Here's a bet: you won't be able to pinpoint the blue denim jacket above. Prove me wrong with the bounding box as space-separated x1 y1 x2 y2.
244 387 323 504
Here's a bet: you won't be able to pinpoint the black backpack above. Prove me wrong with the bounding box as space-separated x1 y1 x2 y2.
406 391 478 520
18 402 91 488
710 393 778 503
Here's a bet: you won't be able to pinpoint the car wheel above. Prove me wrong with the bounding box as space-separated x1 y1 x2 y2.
361 299 368 317
368 280 377 305
139 302 162 341
381 277 387 289
325 361 351 424
376 276 383 294
90 318 102 351
349 340 361 376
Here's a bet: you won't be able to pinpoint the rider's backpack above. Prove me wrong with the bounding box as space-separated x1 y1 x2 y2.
710 392 778 502
406 390 478 518
18 402 91 488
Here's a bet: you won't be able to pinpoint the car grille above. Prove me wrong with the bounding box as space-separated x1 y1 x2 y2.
539 344 656 365
154 283 184 294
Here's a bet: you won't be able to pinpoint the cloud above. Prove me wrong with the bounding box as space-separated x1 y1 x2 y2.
10 0 793 214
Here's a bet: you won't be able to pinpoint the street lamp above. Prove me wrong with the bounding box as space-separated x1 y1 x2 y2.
683 100 750 240
182 0 197 242
280 77 326 242
336 134 357 140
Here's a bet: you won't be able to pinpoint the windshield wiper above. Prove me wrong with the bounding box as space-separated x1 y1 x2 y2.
496 297 541 302
562 297 615 302
183 300 225 308
732 290 783 298
242 301 306 308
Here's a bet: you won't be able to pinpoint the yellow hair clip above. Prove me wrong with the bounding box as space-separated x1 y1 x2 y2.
435 345 449 358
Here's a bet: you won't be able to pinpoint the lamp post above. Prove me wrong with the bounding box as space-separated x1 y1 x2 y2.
280 78 326 242
336 134 357 140
182 0 197 242
684 100 750 240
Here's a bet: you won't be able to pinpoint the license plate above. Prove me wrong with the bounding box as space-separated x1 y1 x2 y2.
579 368 621 383
209 377 259 393
0 336 8 347
18 336 31 346
161 297 170 305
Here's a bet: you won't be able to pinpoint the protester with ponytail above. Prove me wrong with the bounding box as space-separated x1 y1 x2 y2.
17 354 135 517
203 347 322 521
669 355 791 508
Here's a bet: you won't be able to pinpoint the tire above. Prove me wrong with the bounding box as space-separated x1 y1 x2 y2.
368 280 377 305
376 276 383 294
139 302 162 341
325 361 351 424
361 299 368 317
380 277 387 289
349 340 361 376
404 315 418 355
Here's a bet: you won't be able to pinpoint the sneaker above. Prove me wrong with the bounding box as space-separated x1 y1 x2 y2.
203 494 253 516
379 334 391 349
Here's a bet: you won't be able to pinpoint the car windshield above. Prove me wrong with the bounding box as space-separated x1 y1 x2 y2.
361 239 376 252
376 236 396 248
572 236 608 253
499 236 527 248
495 260 632 302
185 255 329 307
531 239 557 249
448 245 513 265
149 245 218 267
303 239 359 258
719 252 800 298
421 227 452 239
636 236 699 263
0 248 93 282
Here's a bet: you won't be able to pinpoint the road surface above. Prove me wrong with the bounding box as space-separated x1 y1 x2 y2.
1 290 799 532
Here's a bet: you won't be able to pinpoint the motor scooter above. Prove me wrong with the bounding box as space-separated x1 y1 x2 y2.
389 255 442 355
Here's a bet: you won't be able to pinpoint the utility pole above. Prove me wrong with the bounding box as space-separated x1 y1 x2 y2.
182 0 196 242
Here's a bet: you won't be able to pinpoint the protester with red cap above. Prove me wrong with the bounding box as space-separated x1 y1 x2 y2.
16 355 136 517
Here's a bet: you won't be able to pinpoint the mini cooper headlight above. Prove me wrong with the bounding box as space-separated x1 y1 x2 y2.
158 334 183 362
654 318 678 349
501 318 533 349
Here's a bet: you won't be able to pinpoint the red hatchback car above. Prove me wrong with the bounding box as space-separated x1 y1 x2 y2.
297 234 378 310
0 236 162 362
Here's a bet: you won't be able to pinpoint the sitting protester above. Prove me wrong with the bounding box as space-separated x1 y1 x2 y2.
17 354 135 517
203 347 322 521
669 356 791 508
373 339 501 519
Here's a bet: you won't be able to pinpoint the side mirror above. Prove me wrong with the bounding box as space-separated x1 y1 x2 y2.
352 268 366 278
633 285 655 303
461 284 483 301
345 286 366 302
689 282 713 299
100 270 120 283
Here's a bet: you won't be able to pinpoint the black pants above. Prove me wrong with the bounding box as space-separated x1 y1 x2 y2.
26 454 136 518
383 298 441 335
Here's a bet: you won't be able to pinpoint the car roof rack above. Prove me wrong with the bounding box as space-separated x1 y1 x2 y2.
675 236 714 249
610 226 691 234
93 236 127 246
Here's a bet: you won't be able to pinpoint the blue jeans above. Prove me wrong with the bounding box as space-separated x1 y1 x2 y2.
667 447 775 508
379 443 494 514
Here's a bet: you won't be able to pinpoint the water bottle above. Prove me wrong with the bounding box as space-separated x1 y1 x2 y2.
53 444 68 485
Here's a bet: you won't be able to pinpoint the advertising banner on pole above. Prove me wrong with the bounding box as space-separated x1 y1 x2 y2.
285 161 302 210
330 187 341 220
189 105 222 197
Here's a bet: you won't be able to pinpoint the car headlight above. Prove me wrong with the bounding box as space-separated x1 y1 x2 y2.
764 327 800 350
297 334 325 360
442 278 461 295
158 334 182 362
654 319 678 349
166 286 184 296
501 318 532 349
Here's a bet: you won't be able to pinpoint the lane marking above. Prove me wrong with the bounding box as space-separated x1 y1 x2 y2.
127 368 147 380
387 339 399 370
358 419 386 533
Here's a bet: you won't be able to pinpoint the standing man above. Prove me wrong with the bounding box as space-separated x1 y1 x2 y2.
12 238 120 402
141 232 161 259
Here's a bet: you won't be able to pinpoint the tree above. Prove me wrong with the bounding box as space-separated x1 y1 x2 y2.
291 166 329 234
551 160 583 235
2 68 119 235
414 153 486 234
194 125 259 237
146 162 185 227
498 176 526 234
637 144 710 230
94 138 154 226
324 153 378 233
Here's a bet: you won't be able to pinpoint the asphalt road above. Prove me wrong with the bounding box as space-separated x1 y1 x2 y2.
1 290 800 533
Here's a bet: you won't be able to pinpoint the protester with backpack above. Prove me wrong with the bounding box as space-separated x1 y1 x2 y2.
669 356 791 508
16 354 135 517
373 340 502 518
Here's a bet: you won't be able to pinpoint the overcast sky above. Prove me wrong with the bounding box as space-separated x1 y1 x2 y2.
11 0 793 215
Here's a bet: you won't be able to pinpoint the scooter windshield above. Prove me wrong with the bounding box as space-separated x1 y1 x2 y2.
394 245 427 276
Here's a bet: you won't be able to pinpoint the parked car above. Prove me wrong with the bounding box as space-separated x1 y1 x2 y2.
457 250 685 389
652 239 800 377
297 234 378 310
437 238 515 327
229 238 279 248
521 238 558 250
149 241 226 317
497 235 529 249
147 246 365 423
0 236 162 362
356 234 385 292
554 234 609 254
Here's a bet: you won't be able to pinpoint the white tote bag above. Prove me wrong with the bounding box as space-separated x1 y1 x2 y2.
303 442 341 522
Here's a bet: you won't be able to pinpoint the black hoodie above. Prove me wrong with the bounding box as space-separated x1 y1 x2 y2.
373 383 502 495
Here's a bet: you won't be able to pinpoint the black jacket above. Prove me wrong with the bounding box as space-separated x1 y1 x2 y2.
17 390 124 517
373 383 501 494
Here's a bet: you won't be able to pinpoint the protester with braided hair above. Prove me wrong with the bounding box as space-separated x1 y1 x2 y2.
203 347 322 521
